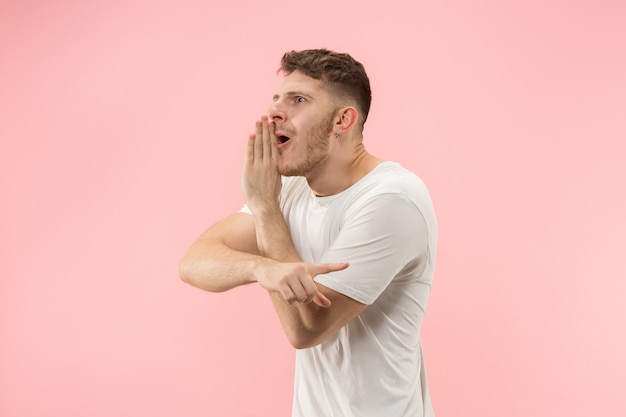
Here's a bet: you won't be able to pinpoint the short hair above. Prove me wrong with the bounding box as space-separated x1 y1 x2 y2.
279 49 372 131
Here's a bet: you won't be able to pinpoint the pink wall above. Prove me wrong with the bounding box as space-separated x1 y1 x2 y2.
1 1 625 416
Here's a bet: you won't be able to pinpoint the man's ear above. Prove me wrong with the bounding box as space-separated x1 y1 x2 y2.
334 107 359 135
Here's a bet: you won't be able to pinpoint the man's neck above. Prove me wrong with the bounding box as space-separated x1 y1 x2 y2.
306 145 383 197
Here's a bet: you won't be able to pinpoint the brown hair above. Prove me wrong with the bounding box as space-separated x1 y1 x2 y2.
280 49 372 131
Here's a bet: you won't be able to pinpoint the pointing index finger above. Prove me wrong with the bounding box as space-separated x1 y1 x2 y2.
315 262 350 275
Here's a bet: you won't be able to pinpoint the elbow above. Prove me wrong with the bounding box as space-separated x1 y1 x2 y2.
178 256 208 289
291 341 317 350
288 336 315 350
178 255 229 293
178 256 195 285
279 306 335 349
285 329 326 350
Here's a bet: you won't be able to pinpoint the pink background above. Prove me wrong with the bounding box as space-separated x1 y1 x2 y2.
2 1 625 416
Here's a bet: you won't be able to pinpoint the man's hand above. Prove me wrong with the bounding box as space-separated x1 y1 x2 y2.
242 116 282 214
257 260 349 307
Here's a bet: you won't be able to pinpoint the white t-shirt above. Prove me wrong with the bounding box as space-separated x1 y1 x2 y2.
246 162 437 416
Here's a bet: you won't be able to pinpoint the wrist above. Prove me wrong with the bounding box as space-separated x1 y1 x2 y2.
250 201 281 222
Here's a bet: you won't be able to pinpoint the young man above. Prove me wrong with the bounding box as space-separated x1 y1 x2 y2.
180 49 438 416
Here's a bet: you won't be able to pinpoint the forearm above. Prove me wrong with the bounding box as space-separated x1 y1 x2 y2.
179 236 266 292
253 203 300 263
253 206 330 346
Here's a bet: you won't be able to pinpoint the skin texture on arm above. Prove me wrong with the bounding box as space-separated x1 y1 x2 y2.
178 212 265 293
179 212 348 308
240 117 368 349
179 210 363 349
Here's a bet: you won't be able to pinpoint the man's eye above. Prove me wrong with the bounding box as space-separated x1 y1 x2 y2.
296 96 306 103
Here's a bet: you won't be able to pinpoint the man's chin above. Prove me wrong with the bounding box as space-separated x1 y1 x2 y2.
277 164 302 177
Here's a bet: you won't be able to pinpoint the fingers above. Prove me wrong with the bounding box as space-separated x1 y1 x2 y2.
276 262 349 307
311 262 350 276
283 285 330 308
312 292 332 308
268 120 278 164
308 262 349 307
245 134 255 164
254 120 263 163
287 281 330 308
251 116 277 165
280 273 316 305
286 278 310 305
299 274 320 305
262 118 271 163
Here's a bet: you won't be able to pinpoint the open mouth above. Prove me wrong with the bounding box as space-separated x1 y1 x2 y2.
278 135 291 144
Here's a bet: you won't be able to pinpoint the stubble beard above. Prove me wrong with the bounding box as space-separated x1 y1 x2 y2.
277 110 335 177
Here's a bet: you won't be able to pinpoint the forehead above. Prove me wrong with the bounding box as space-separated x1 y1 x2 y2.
274 70 328 99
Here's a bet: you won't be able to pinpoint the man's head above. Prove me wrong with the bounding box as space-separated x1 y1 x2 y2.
279 49 371 133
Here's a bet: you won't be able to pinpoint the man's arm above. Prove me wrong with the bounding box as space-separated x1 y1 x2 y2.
182 117 367 349
179 212 347 305
178 212 264 293
179 209 366 350
251 187 367 350
241 117 368 349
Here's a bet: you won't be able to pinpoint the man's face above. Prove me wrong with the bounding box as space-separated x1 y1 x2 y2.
268 71 336 177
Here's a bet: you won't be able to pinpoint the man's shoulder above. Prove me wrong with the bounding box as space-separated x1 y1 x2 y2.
358 161 429 197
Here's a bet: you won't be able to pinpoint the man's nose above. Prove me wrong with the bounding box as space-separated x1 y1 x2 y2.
268 101 287 123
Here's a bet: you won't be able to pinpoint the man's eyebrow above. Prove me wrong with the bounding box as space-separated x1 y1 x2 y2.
273 91 314 101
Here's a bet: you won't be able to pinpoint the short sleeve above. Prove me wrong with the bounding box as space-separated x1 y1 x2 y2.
314 193 429 305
